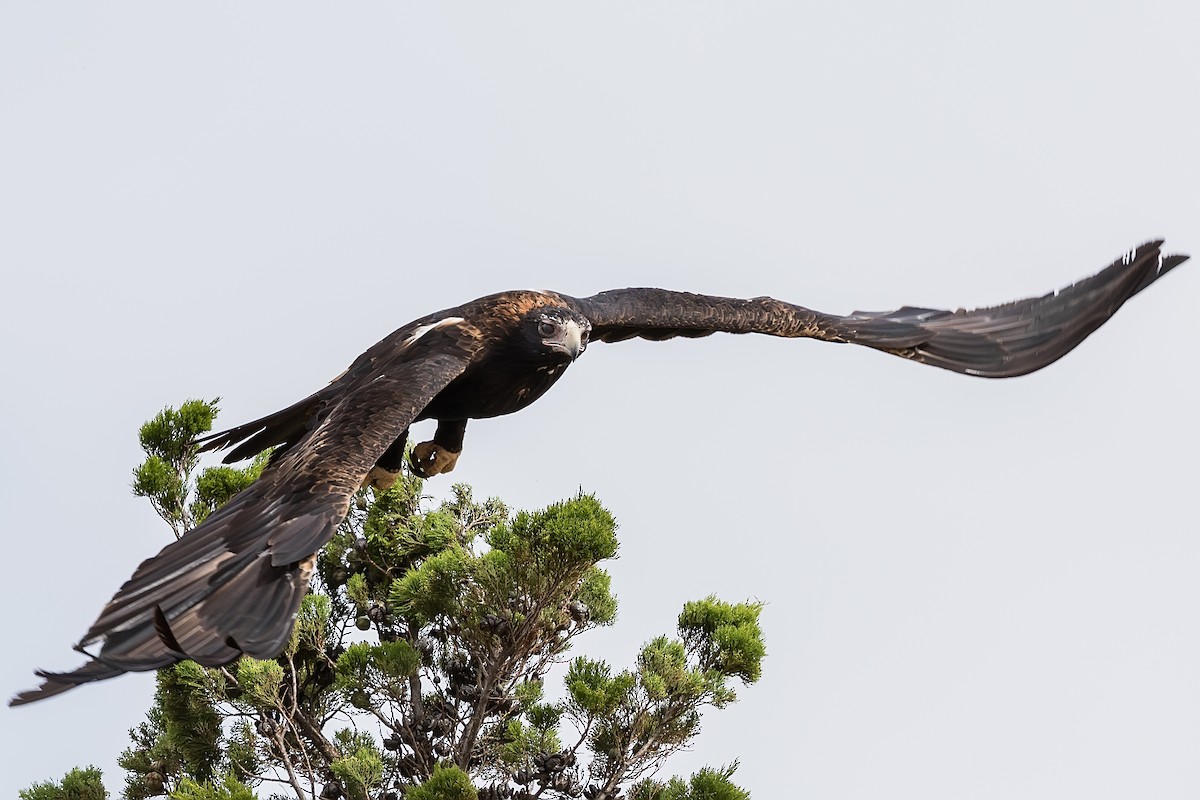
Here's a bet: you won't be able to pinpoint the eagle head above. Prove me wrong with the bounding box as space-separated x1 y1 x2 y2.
525 306 590 363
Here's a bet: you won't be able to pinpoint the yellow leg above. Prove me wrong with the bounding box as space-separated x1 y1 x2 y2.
409 441 461 478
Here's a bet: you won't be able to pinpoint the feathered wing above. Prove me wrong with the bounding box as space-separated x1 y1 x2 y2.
11 349 474 706
566 241 1187 378
196 388 334 464
194 314 452 465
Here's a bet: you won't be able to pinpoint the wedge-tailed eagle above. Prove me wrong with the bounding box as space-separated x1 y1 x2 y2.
11 240 1188 705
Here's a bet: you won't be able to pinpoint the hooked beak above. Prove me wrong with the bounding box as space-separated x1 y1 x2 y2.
549 320 588 361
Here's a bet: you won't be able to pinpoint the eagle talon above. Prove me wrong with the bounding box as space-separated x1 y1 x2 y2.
363 466 402 492
409 442 460 478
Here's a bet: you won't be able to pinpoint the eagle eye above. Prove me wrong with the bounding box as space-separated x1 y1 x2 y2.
537 320 557 338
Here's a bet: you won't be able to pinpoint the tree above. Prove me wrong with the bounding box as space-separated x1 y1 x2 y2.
20 767 108 800
26 400 766 800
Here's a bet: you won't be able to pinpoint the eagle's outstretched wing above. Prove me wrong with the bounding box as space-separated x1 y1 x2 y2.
11 345 475 706
13 242 1188 705
566 241 1187 378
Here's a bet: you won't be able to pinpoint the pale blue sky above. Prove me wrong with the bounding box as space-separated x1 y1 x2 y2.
2 3 1198 797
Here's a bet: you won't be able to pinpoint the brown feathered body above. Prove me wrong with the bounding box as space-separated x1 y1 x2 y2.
11 241 1188 705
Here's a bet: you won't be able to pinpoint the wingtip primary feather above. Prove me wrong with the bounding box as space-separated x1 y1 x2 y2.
1156 250 1189 280
1122 240 1188 297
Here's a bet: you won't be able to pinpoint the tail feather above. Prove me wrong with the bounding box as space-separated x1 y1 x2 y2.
12 343 473 706
10 658 132 707
10 461 345 707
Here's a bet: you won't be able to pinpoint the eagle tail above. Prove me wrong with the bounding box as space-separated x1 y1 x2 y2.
11 464 341 706
9 658 128 707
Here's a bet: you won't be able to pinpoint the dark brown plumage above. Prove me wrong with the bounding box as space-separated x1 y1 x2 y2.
11 240 1187 705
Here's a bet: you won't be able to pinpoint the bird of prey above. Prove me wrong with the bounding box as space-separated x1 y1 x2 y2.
11 240 1188 705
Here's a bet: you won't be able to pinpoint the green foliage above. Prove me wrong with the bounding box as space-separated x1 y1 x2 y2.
329 742 384 799
190 451 268 525
630 764 750 800
235 658 284 709
678 597 766 683
159 663 224 784
168 774 257 800
19 767 108 800
335 641 420 688
286 593 333 659
566 658 635 717
525 702 563 732
406 765 478 800
130 398 264 538
560 600 765 793
489 493 619 570
388 547 472 624
222 722 261 785
578 567 618 625
345 571 369 609
497 716 563 769
31 402 767 800
132 455 185 521
137 399 218 465
118 694 180 800
686 765 751 800
374 640 421 678
131 400 219 536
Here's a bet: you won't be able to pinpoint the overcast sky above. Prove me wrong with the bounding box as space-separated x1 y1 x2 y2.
2 3 1198 798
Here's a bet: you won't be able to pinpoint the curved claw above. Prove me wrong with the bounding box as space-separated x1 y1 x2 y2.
362 465 403 491
409 441 461 478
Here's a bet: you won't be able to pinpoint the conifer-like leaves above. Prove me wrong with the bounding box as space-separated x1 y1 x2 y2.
18 767 108 800
559 602 765 794
131 399 218 537
285 594 333 660
488 494 619 572
678 597 766 684
160 663 224 784
630 763 751 800
407 764 478 800
190 452 268 526
334 641 420 687
388 548 472 625
137 399 217 467
131 398 264 537
329 731 385 800
30 403 762 800
566 659 634 718
169 774 257 800
234 659 284 709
